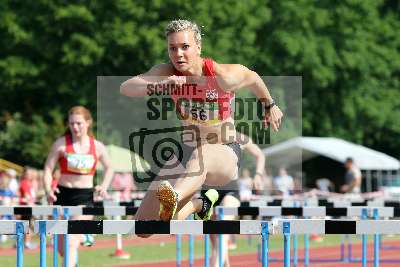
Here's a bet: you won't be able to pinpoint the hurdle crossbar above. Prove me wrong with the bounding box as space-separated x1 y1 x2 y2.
34 220 271 235
217 206 400 217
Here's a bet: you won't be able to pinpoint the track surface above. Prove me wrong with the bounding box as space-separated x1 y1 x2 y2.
1 236 400 266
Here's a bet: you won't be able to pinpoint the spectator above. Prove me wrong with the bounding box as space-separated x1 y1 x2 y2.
341 157 362 193
316 177 334 192
18 167 37 249
19 167 36 206
0 171 15 243
6 168 19 197
274 167 294 196
1 169 18 204
254 169 273 196
111 172 135 202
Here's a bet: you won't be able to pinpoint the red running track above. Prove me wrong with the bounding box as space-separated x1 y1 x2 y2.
2 236 400 266
113 240 400 267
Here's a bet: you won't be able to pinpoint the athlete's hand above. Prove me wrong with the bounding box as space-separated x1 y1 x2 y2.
264 105 283 131
47 188 59 204
95 185 110 199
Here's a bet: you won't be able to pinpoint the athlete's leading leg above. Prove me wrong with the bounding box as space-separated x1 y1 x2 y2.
157 144 238 221
135 162 184 237
173 144 238 201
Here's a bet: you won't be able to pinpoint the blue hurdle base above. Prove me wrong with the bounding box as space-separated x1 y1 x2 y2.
269 257 400 263
381 245 400 250
269 258 344 263
349 259 400 263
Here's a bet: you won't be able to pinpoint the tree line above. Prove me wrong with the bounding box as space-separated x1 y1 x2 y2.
1 0 399 168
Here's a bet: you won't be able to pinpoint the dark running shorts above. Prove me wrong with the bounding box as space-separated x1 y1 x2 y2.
180 142 241 169
54 185 94 206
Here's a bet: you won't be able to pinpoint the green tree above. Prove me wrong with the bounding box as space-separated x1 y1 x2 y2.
1 0 399 168
255 0 400 157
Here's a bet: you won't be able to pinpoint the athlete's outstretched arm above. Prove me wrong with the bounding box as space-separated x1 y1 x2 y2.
214 63 283 131
120 64 174 97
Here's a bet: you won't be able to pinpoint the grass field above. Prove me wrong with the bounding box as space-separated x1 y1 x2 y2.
1 234 395 267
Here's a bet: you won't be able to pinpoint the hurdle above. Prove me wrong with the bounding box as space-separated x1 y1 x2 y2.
238 194 384 204
93 200 142 207
239 198 400 208
6 203 400 267
0 205 195 266
0 205 139 264
0 204 380 265
0 220 29 267
217 206 400 265
33 219 400 267
0 206 55 216
218 206 360 264
0 205 185 265
78 197 400 263
0 206 139 217
275 219 400 267
217 206 373 217
34 220 271 267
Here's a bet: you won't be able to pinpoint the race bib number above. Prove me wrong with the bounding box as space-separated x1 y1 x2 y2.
65 153 95 174
178 99 220 125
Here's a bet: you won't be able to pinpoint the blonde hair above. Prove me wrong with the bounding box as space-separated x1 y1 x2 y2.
66 106 93 136
165 19 202 45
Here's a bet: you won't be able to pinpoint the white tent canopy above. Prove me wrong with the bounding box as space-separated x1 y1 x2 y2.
263 137 400 171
